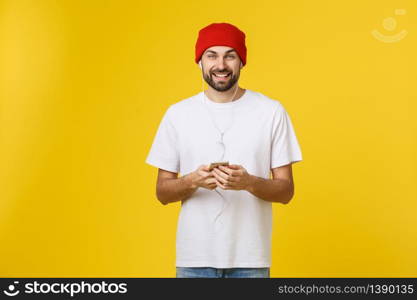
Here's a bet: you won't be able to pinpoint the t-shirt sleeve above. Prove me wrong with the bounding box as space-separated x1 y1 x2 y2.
270 104 303 169
145 105 180 173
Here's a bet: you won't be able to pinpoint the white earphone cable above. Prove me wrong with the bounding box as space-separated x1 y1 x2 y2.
199 62 240 230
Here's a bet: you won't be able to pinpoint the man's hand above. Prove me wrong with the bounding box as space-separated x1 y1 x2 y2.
211 164 252 190
189 164 217 190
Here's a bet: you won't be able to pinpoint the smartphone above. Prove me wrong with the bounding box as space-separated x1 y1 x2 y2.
208 161 229 171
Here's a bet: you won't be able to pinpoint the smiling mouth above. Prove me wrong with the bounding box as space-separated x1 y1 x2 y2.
212 73 231 80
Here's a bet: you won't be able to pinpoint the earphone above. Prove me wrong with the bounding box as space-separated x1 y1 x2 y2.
199 59 241 231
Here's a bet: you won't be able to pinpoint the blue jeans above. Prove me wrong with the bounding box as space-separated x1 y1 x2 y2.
176 267 270 278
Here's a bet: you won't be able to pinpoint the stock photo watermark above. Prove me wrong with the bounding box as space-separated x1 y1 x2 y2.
371 9 408 43
2 280 127 297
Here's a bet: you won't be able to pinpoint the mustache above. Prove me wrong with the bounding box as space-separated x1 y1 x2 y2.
211 69 232 73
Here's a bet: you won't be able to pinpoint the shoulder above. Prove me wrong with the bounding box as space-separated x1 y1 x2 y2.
166 92 201 117
248 89 285 113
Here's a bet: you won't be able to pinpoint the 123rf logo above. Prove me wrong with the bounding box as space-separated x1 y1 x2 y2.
3 280 128 297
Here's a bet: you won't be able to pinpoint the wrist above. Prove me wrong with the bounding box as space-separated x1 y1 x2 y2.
245 174 256 193
185 172 198 189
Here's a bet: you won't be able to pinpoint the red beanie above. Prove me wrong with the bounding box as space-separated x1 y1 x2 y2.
195 23 247 66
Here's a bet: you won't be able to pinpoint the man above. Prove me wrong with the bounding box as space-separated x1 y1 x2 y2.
146 23 303 278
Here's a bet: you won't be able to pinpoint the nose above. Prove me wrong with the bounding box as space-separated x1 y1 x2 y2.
215 58 227 70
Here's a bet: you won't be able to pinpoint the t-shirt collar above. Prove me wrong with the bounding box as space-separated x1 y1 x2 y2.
200 89 250 109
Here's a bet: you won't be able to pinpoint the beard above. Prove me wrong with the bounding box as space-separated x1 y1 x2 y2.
203 69 240 92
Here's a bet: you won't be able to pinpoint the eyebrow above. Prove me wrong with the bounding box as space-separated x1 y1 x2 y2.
205 49 237 54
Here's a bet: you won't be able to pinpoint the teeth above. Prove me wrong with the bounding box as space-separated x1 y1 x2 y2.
214 73 229 77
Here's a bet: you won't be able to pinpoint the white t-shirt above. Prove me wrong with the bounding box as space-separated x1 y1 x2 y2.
145 89 303 268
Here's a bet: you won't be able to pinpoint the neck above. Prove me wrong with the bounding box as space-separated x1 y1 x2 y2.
205 85 245 103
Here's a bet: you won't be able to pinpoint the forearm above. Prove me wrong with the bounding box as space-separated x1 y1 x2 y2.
156 173 198 205
246 175 294 204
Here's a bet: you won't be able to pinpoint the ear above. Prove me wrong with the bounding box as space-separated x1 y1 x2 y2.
198 61 202 69
240 62 243 68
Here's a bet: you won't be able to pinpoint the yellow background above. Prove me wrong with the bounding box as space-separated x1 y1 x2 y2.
1 0 416 277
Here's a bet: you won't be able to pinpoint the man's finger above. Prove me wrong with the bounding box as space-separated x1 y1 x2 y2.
216 181 227 189
208 177 217 184
199 170 214 177
214 168 236 182
218 165 237 176
213 167 228 179
213 170 228 184
208 182 217 188
200 164 210 171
